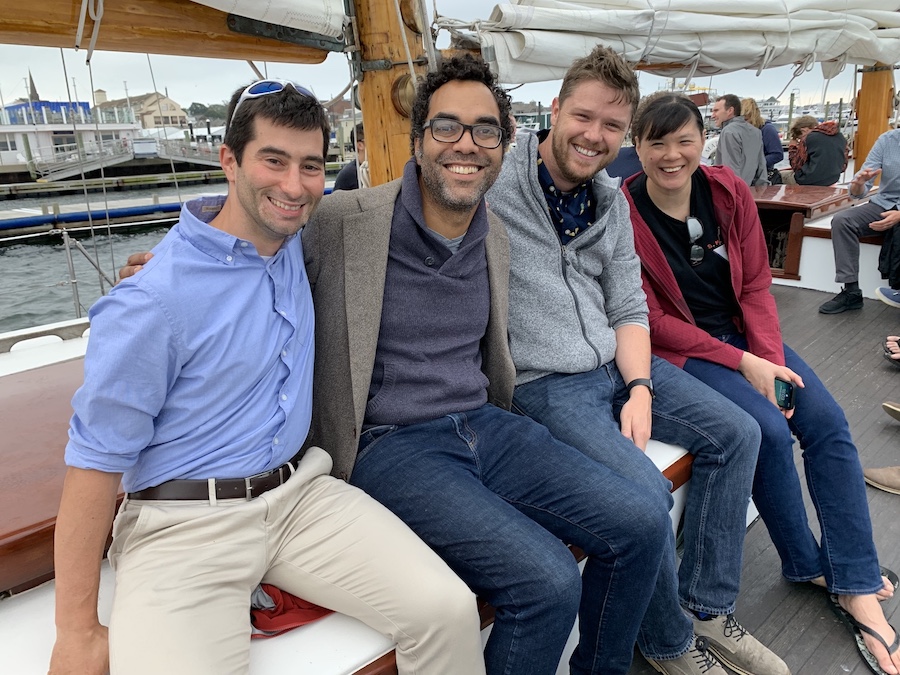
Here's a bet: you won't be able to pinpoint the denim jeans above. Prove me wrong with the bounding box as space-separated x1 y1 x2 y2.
684 336 883 594
513 356 761 659
350 403 671 675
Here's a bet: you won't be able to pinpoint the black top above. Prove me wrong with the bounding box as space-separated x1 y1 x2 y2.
333 159 359 191
629 171 740 335
605 146 643 181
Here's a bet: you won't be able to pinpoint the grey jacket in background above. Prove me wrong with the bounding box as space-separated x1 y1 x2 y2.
486 131 649 386
715 116 769 187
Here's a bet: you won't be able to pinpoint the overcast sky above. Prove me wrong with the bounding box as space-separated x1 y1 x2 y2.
0 1 861 113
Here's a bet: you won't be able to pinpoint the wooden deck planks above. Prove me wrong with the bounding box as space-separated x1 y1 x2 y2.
629 285 900 674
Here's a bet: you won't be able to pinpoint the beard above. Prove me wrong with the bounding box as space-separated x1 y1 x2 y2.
416 148 500 213
551 131 616 186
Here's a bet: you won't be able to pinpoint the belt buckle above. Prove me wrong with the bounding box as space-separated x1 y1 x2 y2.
245 477 254 500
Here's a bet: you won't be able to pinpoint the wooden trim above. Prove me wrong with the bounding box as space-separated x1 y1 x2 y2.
770 270 801 281
0 0 328 63
801 226 884 246
352 652 399 675
782 212 804 278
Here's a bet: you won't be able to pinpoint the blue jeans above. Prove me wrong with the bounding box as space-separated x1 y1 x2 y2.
684 336 883 594
513 356 760 659
350 404 671 675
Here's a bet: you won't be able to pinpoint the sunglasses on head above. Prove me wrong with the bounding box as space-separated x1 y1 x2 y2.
229 80 317 126
686 216 705 266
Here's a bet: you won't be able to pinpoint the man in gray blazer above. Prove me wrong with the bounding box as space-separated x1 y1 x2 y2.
302 54 670 675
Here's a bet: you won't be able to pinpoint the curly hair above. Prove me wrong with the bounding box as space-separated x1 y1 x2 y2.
558 45 640 118
632 91 704 142
409 53 513 154
223 82 330 165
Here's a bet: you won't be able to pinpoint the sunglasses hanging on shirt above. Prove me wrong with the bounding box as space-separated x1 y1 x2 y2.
686 216 705 267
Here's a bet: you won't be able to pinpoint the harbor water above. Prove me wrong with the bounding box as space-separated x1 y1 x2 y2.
0 183 226 334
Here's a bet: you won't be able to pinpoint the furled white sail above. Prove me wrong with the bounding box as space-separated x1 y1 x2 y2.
190 0 347 39
450 0 900 84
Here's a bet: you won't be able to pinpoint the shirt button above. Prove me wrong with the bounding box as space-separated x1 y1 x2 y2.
424 256 434 266
273 437 280 445
281 350 287 357
240 242 248 248
279 310 286 317
281 394 288 401
226 255 233 262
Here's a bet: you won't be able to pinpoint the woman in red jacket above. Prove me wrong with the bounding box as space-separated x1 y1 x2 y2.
623 91 900 675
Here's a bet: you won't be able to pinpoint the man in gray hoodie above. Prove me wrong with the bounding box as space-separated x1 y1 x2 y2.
487 46 787 675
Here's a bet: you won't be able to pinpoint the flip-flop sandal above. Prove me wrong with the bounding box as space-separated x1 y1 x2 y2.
884 337 900 358
882 567 900 593
883 350 900 369
829 594 900 675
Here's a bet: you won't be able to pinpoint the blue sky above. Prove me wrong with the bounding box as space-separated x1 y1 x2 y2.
0 1 861 113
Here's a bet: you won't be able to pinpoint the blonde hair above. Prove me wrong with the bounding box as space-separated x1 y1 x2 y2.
741 98 764 129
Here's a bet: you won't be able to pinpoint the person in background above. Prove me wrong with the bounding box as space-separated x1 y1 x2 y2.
710 94 769 187
605 143 643 181
742 97 783 182
623 91 900 675
333 122 369 190
52 81 485 675
819 126 900 314
780 115 848 187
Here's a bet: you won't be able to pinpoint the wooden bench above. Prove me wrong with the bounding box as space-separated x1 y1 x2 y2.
0 324 695 674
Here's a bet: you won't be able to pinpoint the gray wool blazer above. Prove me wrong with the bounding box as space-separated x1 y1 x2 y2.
301 178 516 480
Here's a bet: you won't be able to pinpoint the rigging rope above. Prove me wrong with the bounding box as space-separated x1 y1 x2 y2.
391 0 418 84
146 54 182 204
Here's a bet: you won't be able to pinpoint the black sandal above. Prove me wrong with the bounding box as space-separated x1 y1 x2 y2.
883 338 900 369
829 594 900 675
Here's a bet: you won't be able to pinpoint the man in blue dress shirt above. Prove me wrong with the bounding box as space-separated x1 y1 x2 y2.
49 82 484 675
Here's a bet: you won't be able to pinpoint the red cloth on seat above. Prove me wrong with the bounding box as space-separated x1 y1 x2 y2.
250 584 333 639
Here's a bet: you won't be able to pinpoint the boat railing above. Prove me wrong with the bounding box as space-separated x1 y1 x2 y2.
0 318 91 355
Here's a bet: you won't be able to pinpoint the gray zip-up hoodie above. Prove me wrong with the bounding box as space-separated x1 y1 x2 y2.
486 131 648 385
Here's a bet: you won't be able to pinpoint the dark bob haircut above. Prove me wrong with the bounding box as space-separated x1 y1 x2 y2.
631 91 705 143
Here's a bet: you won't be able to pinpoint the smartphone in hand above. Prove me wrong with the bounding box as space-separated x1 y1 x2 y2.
774 377 795 410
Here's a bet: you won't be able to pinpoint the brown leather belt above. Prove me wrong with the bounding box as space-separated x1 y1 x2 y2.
127 450 305 501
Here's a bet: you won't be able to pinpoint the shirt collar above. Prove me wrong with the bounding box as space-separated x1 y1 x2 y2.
178 195 292 264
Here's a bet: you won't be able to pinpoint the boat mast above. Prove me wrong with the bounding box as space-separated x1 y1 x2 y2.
853 62 894 166
352 0 427 185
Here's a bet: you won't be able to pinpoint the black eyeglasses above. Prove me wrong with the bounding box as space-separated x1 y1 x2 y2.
686 216 705 266
230 79 317 125
423 118 505 149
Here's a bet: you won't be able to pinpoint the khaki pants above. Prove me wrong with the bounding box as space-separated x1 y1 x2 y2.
107 448 484 675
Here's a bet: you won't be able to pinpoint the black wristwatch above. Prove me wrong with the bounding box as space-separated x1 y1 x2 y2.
626 378 655 399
